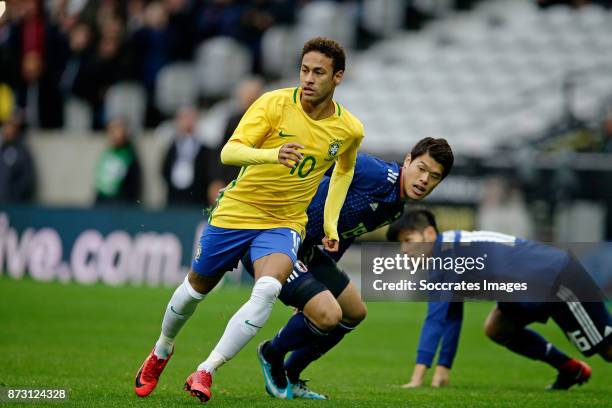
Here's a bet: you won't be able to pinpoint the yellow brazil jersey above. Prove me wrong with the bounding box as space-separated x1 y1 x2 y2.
209 87 364 236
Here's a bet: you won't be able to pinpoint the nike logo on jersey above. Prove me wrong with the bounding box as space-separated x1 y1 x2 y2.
245 320 263 329
279 130 296 138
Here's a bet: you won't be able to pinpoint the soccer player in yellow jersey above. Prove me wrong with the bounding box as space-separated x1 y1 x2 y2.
134 37 364 403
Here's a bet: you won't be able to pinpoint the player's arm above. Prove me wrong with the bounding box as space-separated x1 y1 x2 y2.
219 92 303 168
322 135 363 252
432 302 463 387
221 140 303 168
417 301 450 367
403 301 450 388
437 302 463 368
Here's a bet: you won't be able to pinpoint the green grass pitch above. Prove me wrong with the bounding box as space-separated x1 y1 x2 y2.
0 277 610 407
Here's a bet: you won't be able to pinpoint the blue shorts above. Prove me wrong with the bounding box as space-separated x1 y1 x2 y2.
192 225 301 277
498 301 612 356
498 255 612 357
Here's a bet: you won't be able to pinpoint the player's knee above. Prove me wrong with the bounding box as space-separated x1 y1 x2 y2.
311 303 343 332
188 270 218 295
188 280 209 295
188 272 212 295
253 253 293 282
343 301 367 325
252 276 282 302
484 322 495 340
484 320 503 343
353 301 368 323
484 308 506 343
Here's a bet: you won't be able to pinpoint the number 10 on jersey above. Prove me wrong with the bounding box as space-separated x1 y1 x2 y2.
290 156 316 178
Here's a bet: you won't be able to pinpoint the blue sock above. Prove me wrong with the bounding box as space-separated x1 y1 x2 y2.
285 321 356 383
264 312 327 362
505 328 570 369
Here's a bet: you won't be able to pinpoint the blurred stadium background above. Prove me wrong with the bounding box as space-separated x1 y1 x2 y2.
1 0 611 289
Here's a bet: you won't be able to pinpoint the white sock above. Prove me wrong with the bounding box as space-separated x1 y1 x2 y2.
155 275 205 358
197 276 282 374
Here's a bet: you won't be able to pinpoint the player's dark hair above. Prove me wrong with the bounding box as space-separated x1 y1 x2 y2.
301 37 346 74
386 209 438 241
410 137 454 179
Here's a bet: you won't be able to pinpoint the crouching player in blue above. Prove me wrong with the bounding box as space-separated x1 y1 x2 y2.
251 137 454 399
391 209 612 390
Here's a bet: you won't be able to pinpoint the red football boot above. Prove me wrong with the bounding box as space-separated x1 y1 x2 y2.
547 359 592 390
184 370 213 402
134 347 173 397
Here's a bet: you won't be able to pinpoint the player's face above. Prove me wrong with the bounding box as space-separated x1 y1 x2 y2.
300 51 343 105
402 153 444 200
398 228 435 256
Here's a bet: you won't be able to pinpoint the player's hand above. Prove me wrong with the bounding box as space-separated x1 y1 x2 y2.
278 142 304 169
322 236 339 252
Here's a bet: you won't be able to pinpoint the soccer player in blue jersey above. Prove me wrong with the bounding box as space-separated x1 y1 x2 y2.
252 138 454 399
389 210 463 389
391 209 612 390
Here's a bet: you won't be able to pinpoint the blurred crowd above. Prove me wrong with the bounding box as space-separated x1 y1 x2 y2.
537 0 612 7
0 0 480 209
0 0 302 130
0 0 327 208
0 75 265 208
2 0 612 210
0 0 497 132
536 102 612 153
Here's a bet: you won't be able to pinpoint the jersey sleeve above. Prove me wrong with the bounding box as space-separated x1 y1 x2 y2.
220 92 281 166
437 302 463 368
220 141 280 166
416 301 463 367
323 134 363 241
350 154 400 195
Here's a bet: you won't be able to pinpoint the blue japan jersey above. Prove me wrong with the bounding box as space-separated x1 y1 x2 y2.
304 153 405 260
433 230 571 296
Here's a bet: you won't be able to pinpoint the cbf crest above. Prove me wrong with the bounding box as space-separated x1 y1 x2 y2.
326 139 343 161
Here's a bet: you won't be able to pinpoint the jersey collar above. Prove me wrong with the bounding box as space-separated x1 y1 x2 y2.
294 87 341 121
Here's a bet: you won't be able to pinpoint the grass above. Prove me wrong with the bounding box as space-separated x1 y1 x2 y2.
0 277 610 407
